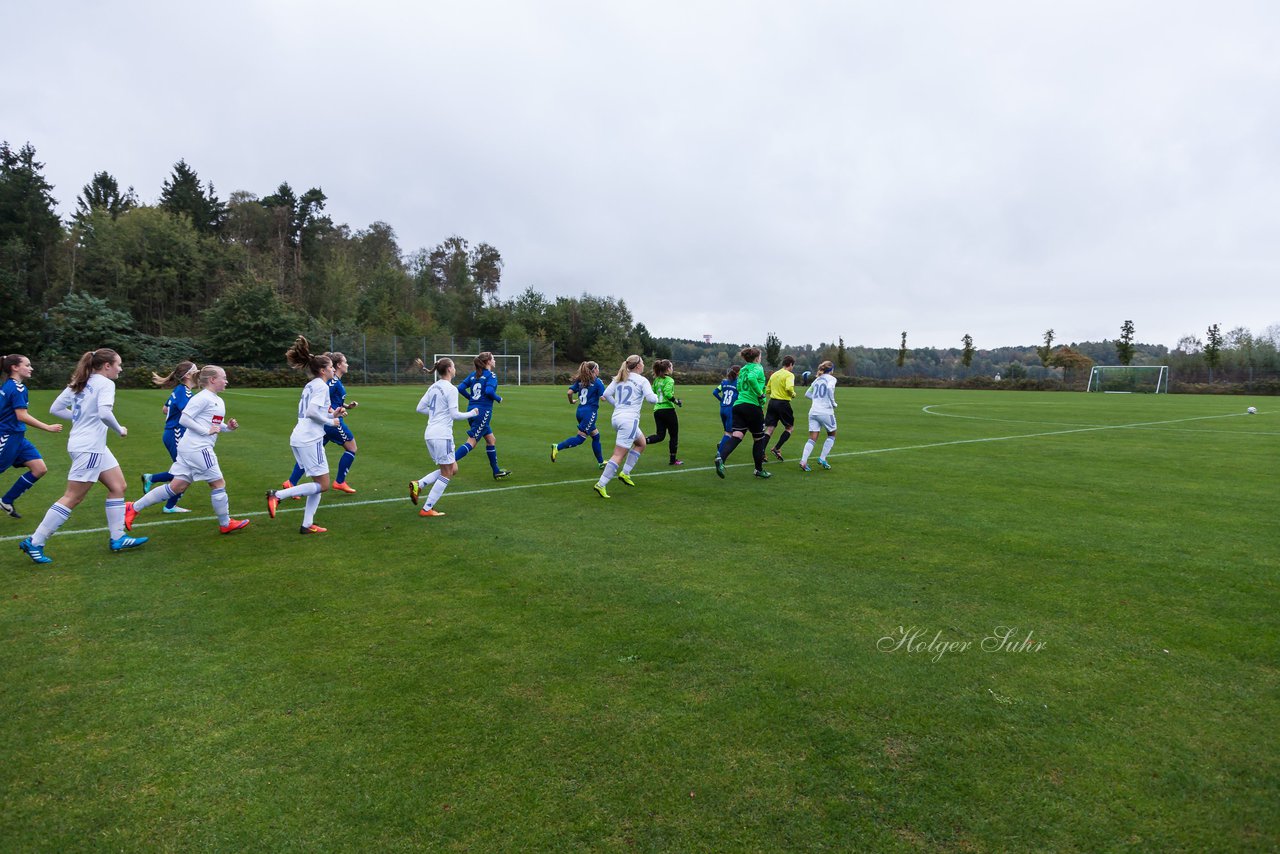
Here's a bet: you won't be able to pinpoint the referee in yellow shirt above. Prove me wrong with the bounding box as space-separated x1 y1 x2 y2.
764 355 797 460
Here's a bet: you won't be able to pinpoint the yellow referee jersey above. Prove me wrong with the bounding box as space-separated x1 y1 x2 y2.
766 368 795 401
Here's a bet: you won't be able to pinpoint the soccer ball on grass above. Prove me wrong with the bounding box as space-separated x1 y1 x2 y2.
1246 406 1257 415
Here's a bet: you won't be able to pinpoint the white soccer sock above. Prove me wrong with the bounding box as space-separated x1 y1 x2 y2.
801 439 815 465
134 484 175 512
418 470 441 489
821 437 835 460
278 481 323 500
425 476 450 510
622 450 641 475
210 487 230 526
105 498 126 540
302 491 322 527
33 502 73 546
597 460 618 488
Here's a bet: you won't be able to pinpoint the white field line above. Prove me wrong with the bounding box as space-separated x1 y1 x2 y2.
1 410 1268 543
921 405 1277 435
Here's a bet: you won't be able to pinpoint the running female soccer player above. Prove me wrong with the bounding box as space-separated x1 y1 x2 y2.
125 366 250 534
455 352 510 479
282 351 360 495
19 348 148 564
644 359 683 466
714 347 770 479
593 354 659 499
799 360 838 472
408 357 478 517
711 365 739 447
265 337 340 534
552 360 605 467
0 354 63 519
140 360 198 514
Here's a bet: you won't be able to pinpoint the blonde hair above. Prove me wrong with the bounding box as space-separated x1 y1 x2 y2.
573 361 599 387
197 365 226 388
151 360 198 387
413 357 454 378
614 355 643 385
817 360 834 374
69 349 120 394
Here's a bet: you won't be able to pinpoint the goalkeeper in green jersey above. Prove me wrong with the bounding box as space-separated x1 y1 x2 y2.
713 347 771 479
644 359 683 465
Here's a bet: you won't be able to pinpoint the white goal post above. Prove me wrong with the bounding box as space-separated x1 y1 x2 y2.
1086 365 1168 393
432 354 522 386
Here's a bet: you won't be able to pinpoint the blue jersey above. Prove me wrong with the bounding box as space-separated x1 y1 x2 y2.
0 379 30 434
569 378 606 410
458 369 501 410
328 377 347 409
164 385 193 440
713 379 737 412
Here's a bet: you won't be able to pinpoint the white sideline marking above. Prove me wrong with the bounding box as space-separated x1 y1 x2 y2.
3 410 1270 543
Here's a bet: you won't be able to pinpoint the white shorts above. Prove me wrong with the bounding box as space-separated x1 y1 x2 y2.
808 412 837 434
612 414 642 449
291 441 329 477
427 438 455 466
170 446 224 483
67 448 120 482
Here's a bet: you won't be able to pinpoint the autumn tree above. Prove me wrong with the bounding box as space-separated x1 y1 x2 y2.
1116 320 1136 365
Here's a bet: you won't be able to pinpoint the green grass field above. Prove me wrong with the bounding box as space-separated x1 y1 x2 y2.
3 385 1276 852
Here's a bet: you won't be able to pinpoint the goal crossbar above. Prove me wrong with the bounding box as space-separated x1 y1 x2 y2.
433 354 522 386
1086 365 1168 393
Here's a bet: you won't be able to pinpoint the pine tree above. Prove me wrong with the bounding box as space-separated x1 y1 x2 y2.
159 159 225 234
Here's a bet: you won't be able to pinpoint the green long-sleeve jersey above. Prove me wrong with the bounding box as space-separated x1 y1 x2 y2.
735 362 766 407
652 375 677 411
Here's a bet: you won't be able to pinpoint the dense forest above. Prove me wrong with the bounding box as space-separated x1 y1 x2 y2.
3 141 1277 386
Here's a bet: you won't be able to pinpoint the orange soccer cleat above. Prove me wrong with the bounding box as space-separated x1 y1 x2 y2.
419 508 446 517
219 518 251 534
332 482 357 494
299 524 328 534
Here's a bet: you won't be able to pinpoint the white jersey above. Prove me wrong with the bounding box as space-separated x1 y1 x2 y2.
805 373 837 415
177 389 228 453
290 378 332 445
602 372 658 418
417 379 471 441
54 374 118 454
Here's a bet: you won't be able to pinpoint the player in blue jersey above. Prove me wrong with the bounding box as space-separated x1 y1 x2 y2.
454 351 510 479
712 365 740 445
0 354 64 519
139 361 198 513
282 351 360 495
551 360 605 467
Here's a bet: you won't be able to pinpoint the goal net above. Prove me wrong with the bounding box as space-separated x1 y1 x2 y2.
1086 365 1168 393
433 354 522 386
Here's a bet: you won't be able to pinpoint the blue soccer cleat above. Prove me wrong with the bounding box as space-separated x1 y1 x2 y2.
19 537 51 564
110 534 149 552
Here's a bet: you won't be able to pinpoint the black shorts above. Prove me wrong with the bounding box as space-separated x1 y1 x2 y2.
764 398 794 428
730 402 765 436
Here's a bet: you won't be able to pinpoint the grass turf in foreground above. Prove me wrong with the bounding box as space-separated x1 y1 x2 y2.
2 387 1277 851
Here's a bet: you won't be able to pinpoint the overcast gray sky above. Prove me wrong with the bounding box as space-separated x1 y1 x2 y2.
5 0 1278 349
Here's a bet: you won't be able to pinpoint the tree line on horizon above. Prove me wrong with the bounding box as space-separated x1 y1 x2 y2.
3 141 1277 384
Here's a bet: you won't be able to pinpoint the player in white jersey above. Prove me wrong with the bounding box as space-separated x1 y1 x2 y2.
266 337 342 534
407 358 478 517
124 366 250 535
799 360 838 472
19 349 147 564
593 355 659 499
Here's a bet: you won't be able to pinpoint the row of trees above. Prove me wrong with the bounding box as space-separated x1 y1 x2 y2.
1 142 650 368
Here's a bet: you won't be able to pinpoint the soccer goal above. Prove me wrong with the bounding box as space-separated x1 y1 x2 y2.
433 354 522 386
1086 365 1168 393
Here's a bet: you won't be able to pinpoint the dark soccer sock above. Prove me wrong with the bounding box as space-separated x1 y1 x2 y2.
150 471 175 483
752 434 768 471
337 450 356 483
774 430 792 451
719 435 741 460
289 463 305 484
559 435 585 450
455 442 473 461
2 471 39 504
165 487 184 509
591 434 603 463
486 445 500 473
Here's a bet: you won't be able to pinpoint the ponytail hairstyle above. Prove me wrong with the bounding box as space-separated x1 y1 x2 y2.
151 360 198 388
2 354 27 379
739 346 761 363
324 351 348 373
652 359 673 378
197 365 226 389
285 336 331 378
573 361 599 387
474 351 494 373
614 354 643 385
817 360 834 374
726 364 740 381
69 348 120 394
413 357 454 379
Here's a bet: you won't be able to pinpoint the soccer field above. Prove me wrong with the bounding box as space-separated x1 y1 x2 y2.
3 386 1276 851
